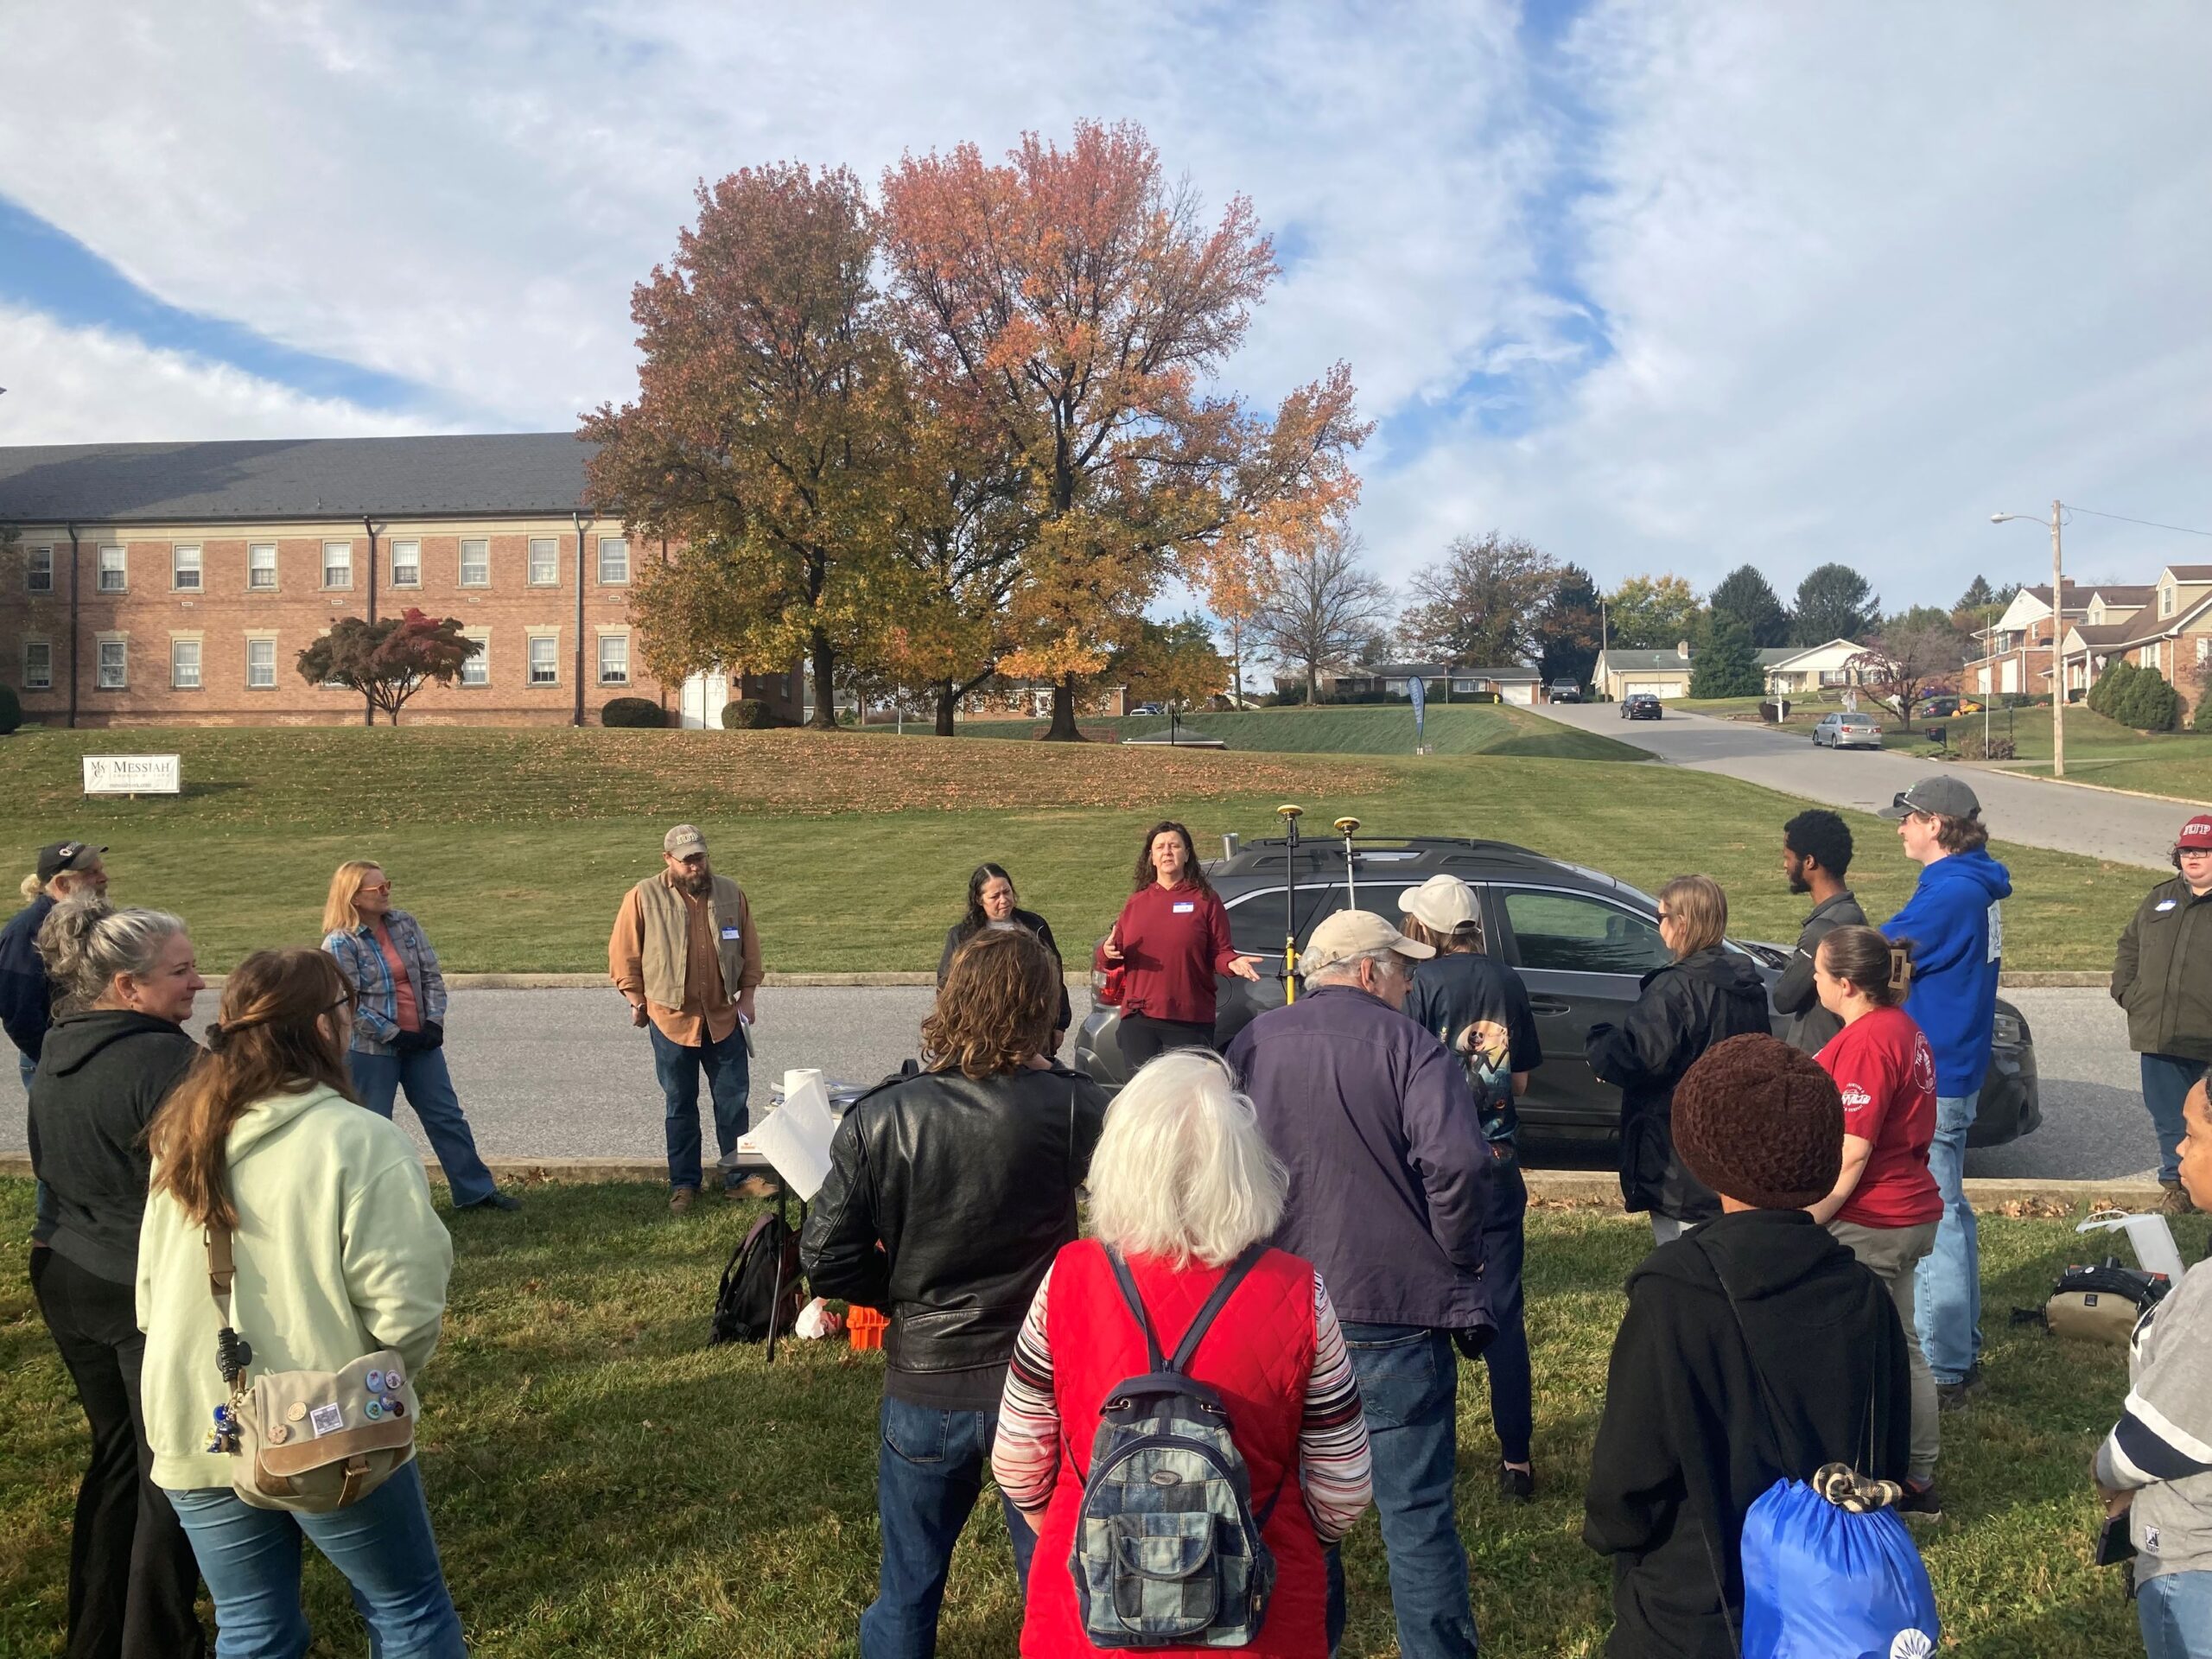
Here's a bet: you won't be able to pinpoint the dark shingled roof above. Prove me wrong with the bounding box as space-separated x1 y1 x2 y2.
0 434 596 524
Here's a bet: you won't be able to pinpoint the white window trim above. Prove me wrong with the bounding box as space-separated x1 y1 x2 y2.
596 536 630 585
27 544 54 593
95 632 129 690
459 537 492 588
525 628 562 686
245 631 279 690
322 539 354 590
459 628 490 687
22 639 54 690
97 545 127 593
389 538 423 588
247 542 279 591
169 634 205 690
596 629 632 686
171 543 203 591
527 537 561 587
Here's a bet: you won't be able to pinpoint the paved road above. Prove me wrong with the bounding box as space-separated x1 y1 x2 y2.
3 986 2158 1183
1536 701 2193 868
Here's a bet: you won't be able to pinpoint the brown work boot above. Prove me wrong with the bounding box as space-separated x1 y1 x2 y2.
669 1186 698 1216
2160 1181 2197 1218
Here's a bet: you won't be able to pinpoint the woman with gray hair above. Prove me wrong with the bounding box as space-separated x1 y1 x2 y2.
29 896 207 1658
993 1050 1371 1656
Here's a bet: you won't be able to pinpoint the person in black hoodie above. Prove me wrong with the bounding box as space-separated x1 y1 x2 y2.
1584 1034 1912 1659
1588 874 1771 1243
28 896 208 1659
936 861 1071 1052
3 840 109 1087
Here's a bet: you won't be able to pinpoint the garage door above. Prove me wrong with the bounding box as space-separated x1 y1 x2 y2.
1502 682 1536 705
1649 681 1686 699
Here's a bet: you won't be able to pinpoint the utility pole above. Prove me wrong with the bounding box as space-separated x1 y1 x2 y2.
1599 598 1609 700
2049 498 2066 779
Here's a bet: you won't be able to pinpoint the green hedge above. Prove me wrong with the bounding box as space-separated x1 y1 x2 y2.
0 683 19 736
600 696 666 728
721 698 777 730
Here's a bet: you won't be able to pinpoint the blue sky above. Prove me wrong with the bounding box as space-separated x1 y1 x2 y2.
3 1 2209 608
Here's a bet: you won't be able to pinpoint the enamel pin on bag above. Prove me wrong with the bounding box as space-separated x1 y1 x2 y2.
204 1223 416 1512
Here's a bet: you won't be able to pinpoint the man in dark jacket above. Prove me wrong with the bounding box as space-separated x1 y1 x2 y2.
1588 875 1770 1242
2 840 108 1087
1774 810 1866 1053
1227 907 1495 1659
2112 813 2212 1216
1584 1034 1912 1658
802 928 1106 1659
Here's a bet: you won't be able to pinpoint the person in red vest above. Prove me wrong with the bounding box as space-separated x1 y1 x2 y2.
1097 821 1262 1065
993 1050 1373 1657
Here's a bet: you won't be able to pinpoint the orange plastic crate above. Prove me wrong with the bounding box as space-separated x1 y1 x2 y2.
848 1306 887 1352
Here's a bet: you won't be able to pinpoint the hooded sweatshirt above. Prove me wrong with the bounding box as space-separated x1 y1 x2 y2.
0 893 57 1062
28 1008 198 1279
1583 1210 1911 1659
137 1082 452 1492
1880 848 2012 1096
2095 1253 2212 1586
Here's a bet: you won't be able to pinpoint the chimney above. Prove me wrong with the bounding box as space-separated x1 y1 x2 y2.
1676 639 1691 660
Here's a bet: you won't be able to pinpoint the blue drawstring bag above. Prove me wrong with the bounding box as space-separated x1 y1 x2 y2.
1740 1470 1940 1659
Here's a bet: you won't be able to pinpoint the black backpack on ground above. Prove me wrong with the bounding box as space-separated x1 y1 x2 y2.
709 1212 804 1345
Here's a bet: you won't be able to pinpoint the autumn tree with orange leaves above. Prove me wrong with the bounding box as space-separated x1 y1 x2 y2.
880 120 1368 740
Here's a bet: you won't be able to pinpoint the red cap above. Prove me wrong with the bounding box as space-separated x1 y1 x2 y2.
2178 817 2212 852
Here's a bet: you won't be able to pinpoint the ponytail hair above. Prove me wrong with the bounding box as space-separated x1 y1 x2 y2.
148 949 359 1230
1818 925 1914 1008
19 871 42 905
35 895 189 1015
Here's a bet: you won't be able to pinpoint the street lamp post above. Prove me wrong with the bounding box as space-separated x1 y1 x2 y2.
1990 501 2065 779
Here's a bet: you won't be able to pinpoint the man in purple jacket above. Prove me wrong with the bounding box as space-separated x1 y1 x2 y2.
1226 908 1497 1659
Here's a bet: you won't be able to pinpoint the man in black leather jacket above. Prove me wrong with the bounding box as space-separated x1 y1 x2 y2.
801 928 1106 1659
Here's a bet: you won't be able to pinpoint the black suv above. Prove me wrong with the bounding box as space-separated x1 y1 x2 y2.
1622 692 1663 720
1074 836 2039 1148
1548 680 1582 703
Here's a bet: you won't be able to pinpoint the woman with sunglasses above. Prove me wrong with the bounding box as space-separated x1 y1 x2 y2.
321 861 517 1212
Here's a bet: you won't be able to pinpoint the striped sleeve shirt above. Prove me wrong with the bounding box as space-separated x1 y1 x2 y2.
993 1262 1373 1543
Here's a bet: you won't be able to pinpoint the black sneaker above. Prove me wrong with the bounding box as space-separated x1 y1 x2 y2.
1498 1465 1535 1503
1936 1364 1983 1412
461 1192 522 1212
1894 1480 1943 1525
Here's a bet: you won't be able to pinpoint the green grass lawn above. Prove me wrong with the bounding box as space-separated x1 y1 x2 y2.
0 726 2148 971
1 1179 2192 1656
1967 707 2212 802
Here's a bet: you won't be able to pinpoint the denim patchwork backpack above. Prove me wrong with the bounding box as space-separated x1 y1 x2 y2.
1070 1243 1279 1649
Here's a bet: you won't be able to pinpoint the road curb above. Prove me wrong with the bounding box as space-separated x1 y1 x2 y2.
1981 768 2209 810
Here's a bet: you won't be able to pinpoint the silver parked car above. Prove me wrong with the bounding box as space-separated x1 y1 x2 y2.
1813 712 1883 749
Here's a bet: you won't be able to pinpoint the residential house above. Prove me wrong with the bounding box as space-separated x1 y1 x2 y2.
1754 639 1867 696
1962 582 2082 699
2100 566 2212 715
1593 643 1694 701
1320 662 1542 705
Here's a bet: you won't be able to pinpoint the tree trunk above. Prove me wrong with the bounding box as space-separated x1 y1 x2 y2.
1306 661 1319 704
1040 677 1084 741
935 683 957 736
808 632 839 730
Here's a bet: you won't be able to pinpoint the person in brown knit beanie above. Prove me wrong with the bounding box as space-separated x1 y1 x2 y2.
1585 1032 1910 1658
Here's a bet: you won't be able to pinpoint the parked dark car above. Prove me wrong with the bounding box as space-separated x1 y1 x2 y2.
1548 680 1583 703
1073 836 2039 1149
1622 692 1663 720
1920 696 1961 719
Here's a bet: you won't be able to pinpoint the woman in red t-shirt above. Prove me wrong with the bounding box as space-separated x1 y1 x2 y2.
1098 822 1261 1066
1808 923 1944 1511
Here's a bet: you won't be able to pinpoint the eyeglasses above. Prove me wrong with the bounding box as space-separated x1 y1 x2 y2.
358 882 391 895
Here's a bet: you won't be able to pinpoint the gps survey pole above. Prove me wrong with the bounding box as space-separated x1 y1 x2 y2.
1276 804 1303 1002
1334 817 1362 909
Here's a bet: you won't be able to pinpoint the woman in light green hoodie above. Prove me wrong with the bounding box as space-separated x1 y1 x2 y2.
137 948 462 1658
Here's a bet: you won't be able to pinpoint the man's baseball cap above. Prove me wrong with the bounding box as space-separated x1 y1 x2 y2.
2177 816 2212 852
1398 874 1479 934
36 841 105 884
663 823 708 859
1878 778 1981 821
1302 909 1435 974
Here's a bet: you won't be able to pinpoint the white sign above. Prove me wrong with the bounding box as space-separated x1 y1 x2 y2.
82 754 181 796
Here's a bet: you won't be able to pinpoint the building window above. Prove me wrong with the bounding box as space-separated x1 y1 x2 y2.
598 633 630 685
461 632 489 687
322 541 353 589
172 545 202 591
97 638 127 690
528 537 559 585
460 538 490 588
2164 586 2177 618
27 546 53 593
248 543 277 589
22 640 53 690
246 638 276 689
98 546 126 592
170 639 202 690
528 635 559 684
390 539 421 588
2198 637 2209 665
597 536 629 584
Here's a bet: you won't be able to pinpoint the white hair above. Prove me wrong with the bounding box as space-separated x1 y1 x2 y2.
1304 945 1408 988
1087 1050 1287 1268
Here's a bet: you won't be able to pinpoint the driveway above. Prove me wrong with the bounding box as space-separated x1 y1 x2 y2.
1 986 2158 1183
1542 701 2185 868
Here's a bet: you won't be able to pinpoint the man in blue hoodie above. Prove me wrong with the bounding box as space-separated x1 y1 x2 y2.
1879 778 2011 1403
2 841 109 1089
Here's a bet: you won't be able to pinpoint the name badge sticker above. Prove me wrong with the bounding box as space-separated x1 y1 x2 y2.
2155 899 2178 912
308 1403 345 1437
720 926 743 940
1173 901 1196 914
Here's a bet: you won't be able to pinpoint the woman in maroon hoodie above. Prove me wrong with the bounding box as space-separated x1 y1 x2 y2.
1099 821 1260 1065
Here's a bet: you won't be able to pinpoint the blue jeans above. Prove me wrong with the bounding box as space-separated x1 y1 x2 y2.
2139 1570 2212 1659
2141 1055 2209 1186
1325 1325 1478 1659
649 1021 751 1192
348 1049 499 1209
861 1395 1034 1659
168 1459 462 1659
1916 1092 1982 1384
1480 1161 1532 1466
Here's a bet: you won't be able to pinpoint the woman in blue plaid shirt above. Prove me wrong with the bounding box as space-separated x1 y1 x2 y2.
321 861 518 1211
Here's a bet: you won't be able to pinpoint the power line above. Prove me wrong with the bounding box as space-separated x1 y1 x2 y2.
2063 504 2212 539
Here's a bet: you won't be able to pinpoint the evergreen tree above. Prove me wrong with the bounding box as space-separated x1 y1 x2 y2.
1708 564 1793 647
1690 614 1764 698
1792 563 1879 645
1535 563 1604 687
1954 575 1994 612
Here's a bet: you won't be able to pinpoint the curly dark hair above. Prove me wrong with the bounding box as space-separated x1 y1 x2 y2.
921 928 1060 1079
1132 821 1212 896
1783 809 1853 879
963 862 1016 932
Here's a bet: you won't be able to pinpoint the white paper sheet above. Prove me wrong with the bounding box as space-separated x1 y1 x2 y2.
751 1071 841 1200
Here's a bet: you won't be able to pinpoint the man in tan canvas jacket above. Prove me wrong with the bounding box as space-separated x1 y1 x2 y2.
610 823 769 1212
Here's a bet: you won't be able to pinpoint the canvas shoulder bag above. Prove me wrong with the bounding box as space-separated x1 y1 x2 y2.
205 1221 416 1512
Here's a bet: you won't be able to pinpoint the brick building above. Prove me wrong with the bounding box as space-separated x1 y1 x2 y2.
0 435 801 728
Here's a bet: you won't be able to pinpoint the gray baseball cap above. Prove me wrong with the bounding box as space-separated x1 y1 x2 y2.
663 823 708 858
1878 778 1981 821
